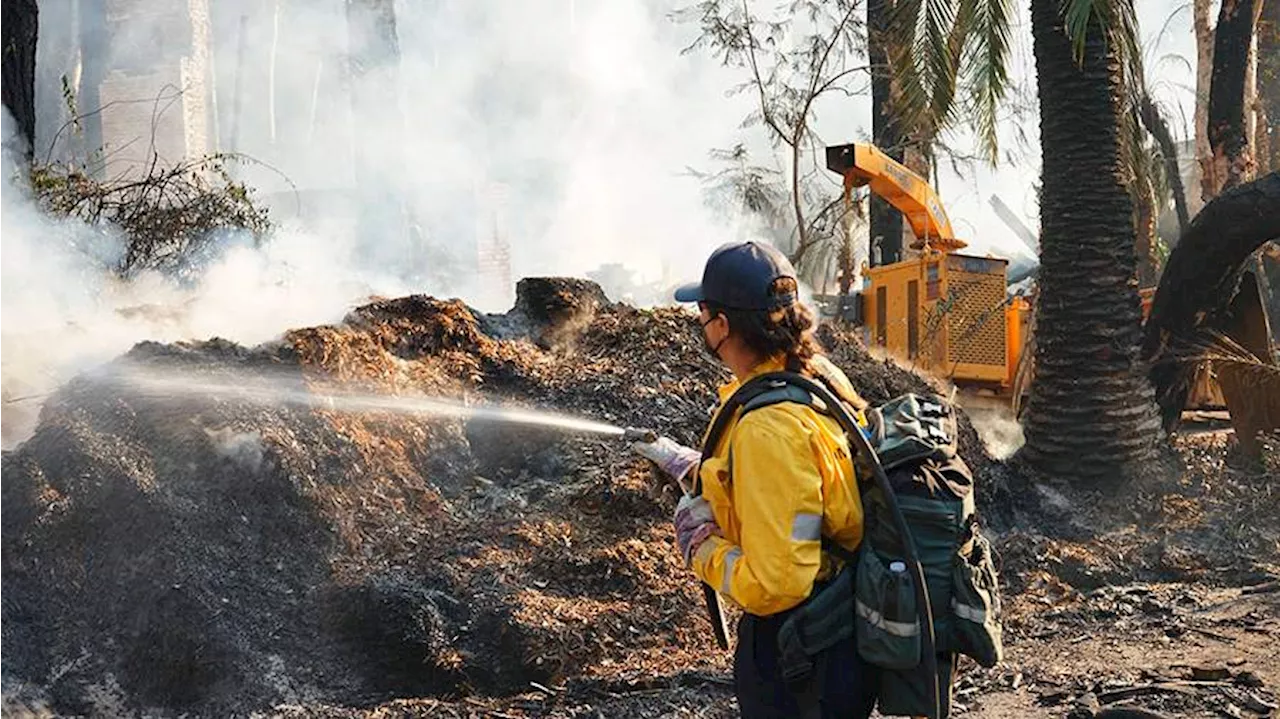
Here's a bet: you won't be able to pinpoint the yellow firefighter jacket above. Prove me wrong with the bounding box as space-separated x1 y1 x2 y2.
690 354 868 617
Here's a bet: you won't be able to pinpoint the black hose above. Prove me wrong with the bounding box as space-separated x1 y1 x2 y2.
754 372 943 719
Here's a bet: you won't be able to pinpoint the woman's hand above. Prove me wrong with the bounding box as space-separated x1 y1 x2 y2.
673 494 720 566
631 436 700 488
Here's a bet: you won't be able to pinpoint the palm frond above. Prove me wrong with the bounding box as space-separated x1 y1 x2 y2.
1158 329 1280 382
887 0 1013 165
1150 2 1191 50
947 0 979 67
942 0 979 140
923 0 960 113
1060 0 1098 62
889 0 960 139
886 44 932 141
963 0 1014 162
1060 0 1144 100
1109 0 1146 106
1119 101 1147 189
1155 52 1194 75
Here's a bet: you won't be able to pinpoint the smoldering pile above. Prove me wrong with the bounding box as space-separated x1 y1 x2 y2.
1 278 1003 717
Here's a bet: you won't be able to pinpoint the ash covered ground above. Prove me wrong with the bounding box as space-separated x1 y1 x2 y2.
2 278 1276 718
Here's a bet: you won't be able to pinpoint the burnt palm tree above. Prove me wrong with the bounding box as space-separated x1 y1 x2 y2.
1204 0 1260 195
890 0 1169 478
1018 0 1165 480
2 0 38 158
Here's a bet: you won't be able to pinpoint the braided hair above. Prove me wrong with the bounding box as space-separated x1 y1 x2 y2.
705 277 822 375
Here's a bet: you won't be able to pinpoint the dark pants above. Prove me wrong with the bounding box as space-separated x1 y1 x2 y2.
734 611 878 719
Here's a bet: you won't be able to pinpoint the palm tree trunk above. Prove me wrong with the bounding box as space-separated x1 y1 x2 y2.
1257 0 1279 173
1194 0 1215 211
1206 0 1259 196
1 0 39 159
868 0 904 267
1020 0 1163 480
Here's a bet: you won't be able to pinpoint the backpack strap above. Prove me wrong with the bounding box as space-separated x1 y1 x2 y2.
698 371 861 564
700 373 824 461
695 374 814 495
742 383 816 414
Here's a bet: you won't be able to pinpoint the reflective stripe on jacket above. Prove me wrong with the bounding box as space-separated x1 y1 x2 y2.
690 354 867 617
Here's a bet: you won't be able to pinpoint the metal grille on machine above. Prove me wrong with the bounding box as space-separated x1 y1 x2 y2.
946 271 1007 367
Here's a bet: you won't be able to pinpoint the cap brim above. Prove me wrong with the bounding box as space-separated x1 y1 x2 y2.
673 283 704 303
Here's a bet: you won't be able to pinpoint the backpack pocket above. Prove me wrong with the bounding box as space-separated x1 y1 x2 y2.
950 528 1003 667
776 566 856 682
855 547 921 670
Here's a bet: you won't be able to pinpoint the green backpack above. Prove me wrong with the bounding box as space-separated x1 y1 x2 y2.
702 371 1004 719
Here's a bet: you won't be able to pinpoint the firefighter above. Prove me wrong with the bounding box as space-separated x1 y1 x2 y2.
633 241 877 718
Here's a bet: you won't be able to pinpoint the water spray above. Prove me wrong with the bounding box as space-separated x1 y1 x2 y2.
109 365 657 443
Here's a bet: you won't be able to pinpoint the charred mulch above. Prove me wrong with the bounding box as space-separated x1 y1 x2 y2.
2 278 994 717
953 430 1280 717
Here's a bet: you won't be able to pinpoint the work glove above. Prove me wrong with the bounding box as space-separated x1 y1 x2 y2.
673 493 720 566
631 436 700 488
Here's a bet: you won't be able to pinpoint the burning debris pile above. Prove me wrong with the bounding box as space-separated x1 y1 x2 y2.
1 278 997 716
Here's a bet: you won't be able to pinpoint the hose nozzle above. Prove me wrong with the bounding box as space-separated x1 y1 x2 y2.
622 427 658 444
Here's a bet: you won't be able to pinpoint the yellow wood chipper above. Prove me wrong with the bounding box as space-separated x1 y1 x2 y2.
819 142 1274 425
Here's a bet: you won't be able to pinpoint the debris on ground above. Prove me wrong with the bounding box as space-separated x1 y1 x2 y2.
0 279 986 716
2 278 1276 718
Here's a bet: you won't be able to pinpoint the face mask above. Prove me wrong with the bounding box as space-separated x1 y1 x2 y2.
701 315 728 360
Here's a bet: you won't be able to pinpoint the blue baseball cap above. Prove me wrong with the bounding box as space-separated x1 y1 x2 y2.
674 241 798 310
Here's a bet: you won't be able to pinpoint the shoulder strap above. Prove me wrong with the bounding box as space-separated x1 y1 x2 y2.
821 536 859 564
697 371 862 561
696 373 813 495
742 383 815 414
699 373 813 460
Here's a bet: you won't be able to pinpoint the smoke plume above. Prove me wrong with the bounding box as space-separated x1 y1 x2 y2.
3 0 762 447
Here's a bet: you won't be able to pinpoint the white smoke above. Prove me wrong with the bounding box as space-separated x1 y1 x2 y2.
2 1 762 448
2 107 416 446
194 0 757 290
963 402 1026 460
205 427 266 473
